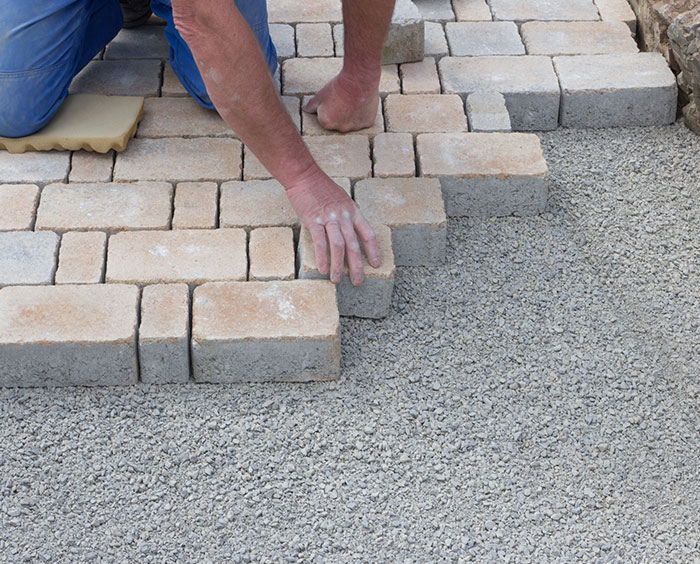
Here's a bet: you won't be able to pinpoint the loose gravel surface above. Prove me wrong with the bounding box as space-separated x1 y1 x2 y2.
2 122 700 563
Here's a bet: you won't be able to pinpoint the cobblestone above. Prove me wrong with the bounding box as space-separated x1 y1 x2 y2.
103 26 169 60
466 90 512 132
0 151 70 184
268 0 342 23
446 22 525 56
162 62 188 97
69 151 114 183
69 60 161 97
453 0 493 21
414 0 455 22
385 94 468 133
0 231 59 286
424 22 449 56
521 21 638 56
269 24 296 59
372 132 416 177
55 231 106 284
594 0 637 33
383 0 425 64
489 0 600 22
296 23 334 57
172 182 218 229
283 58 400 95
400 57 441 94
0 184 39 231
137 97 233 138
249 227 296 281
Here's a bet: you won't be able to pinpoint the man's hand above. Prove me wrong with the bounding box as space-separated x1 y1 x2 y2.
285 169 380 286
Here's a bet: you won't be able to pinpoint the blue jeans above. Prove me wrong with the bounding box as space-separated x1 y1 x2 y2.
0 0 277 137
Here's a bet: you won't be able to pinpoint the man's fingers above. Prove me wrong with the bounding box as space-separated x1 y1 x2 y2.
325 221 345 284
353 214 381 268
302 94 321 114
308 222 329 275
340 218 364 286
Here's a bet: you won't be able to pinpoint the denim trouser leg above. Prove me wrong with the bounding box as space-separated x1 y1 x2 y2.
0 0 123 138
150 0 278 110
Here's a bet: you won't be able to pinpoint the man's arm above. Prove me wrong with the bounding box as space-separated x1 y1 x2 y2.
171 0 380 285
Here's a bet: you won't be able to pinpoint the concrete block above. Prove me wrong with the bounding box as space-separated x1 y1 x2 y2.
424 22 449 56
0 151 69 184
489 0 600 22
172 182 218 230
373 132 416 177
466 90 512 132
69 60 161 97
453 0 493 21
446 22 525 56
283 58 400 95
137 97 233 138
0 184 39 231
269 24 296 59
413 0 455 21
139 283 190 384
104 26 169 60
0 284 139 387
162 62 188 97
0 231 59 286
297 223 395 319
385 94 468 132
554 53 678 128
297 23 334 57
249 227 296 281
36 182 172 232
439 56 560 130
106 229 247 285
354 178 446 266
192 280 340 382
55 231 106 284
268 0 342 23
384 0 425 64
417 132 548 216
594 0 637 34
69 151 114 183
521 21 638 55
400 57 441 94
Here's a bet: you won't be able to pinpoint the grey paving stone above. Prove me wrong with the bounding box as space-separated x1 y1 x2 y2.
446 21 525 56
104 26 169 60
384 0 425 64
466 90 512 132
521 21 638 56
269 24 296 59
489 0 600 22
424 22 449 56
0 284 139 387
555 53 678 128
0 231 59 286
0 151 70 184
453 0 493 21
413 0 455 21
439 56 560 130
69 60 162 97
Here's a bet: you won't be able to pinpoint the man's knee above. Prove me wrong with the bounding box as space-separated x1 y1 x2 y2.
0 77 68 138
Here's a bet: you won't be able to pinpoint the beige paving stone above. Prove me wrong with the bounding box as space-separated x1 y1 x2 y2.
302 97 384 136
414 0 455 21
36 182 172 232
249 227 295 281
298 223 395 318
489 0 600 22
268 0 342 23
594 0 637 33
297 23 334 57
191 280 340 382
69 60 162 97
0 151 70 184
162 62 188 97
354 178 446 266
0 284 139 387
521 21 638 56
446 22 525 56
137 98 233 138
372 133 416 178
0 231 59 286
0 184 39 231
400 57 441 94
385 94 468 133
334 16 425 64
424 22 449 56
106 228 247 285
466 90 512 132
104 26 169 60
453 0 493 21
418 132 548 216
270 24 296 59
172 182 218 229
283 58 400 95
113 138 242 182
69 151 114 183
282 95 302 130
379 65 401 95
55 231 107 284
139 283 190 384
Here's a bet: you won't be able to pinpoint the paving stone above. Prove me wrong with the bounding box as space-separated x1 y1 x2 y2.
0 231 59 286
283 58 400 95
297 23 334 57
69 151 114 183
137 98 233 138
521 21 638 56
400 57 441 93
555 53 678 128
466 90 512 132
385 94 468 133
36 182 171 232
106 229 247 285
281 96 302 131
446 22 525 56
162 62 188 97
302 96 384 136
384 0 425 64
490 0 600 22
192 280 340 383
139 283 190 384
268 0 342 23
104 26 169 60
269 24 296 59
424 22 449 56
220 179 350 229
453 0 493 21
372 132 416 177
0 284 139 387
417 132 548 216
249 227 295 281
594 0 637 33
439 56 560 130
114 138 242 182
297 223 395 318
69 60 161 97
0 184 39 231
0 151 70 184
55 231 106 284
172 182 218 229
354 178 446 266
413 0 455 21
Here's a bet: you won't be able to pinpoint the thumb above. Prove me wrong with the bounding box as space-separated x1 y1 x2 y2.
303 94 322 114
